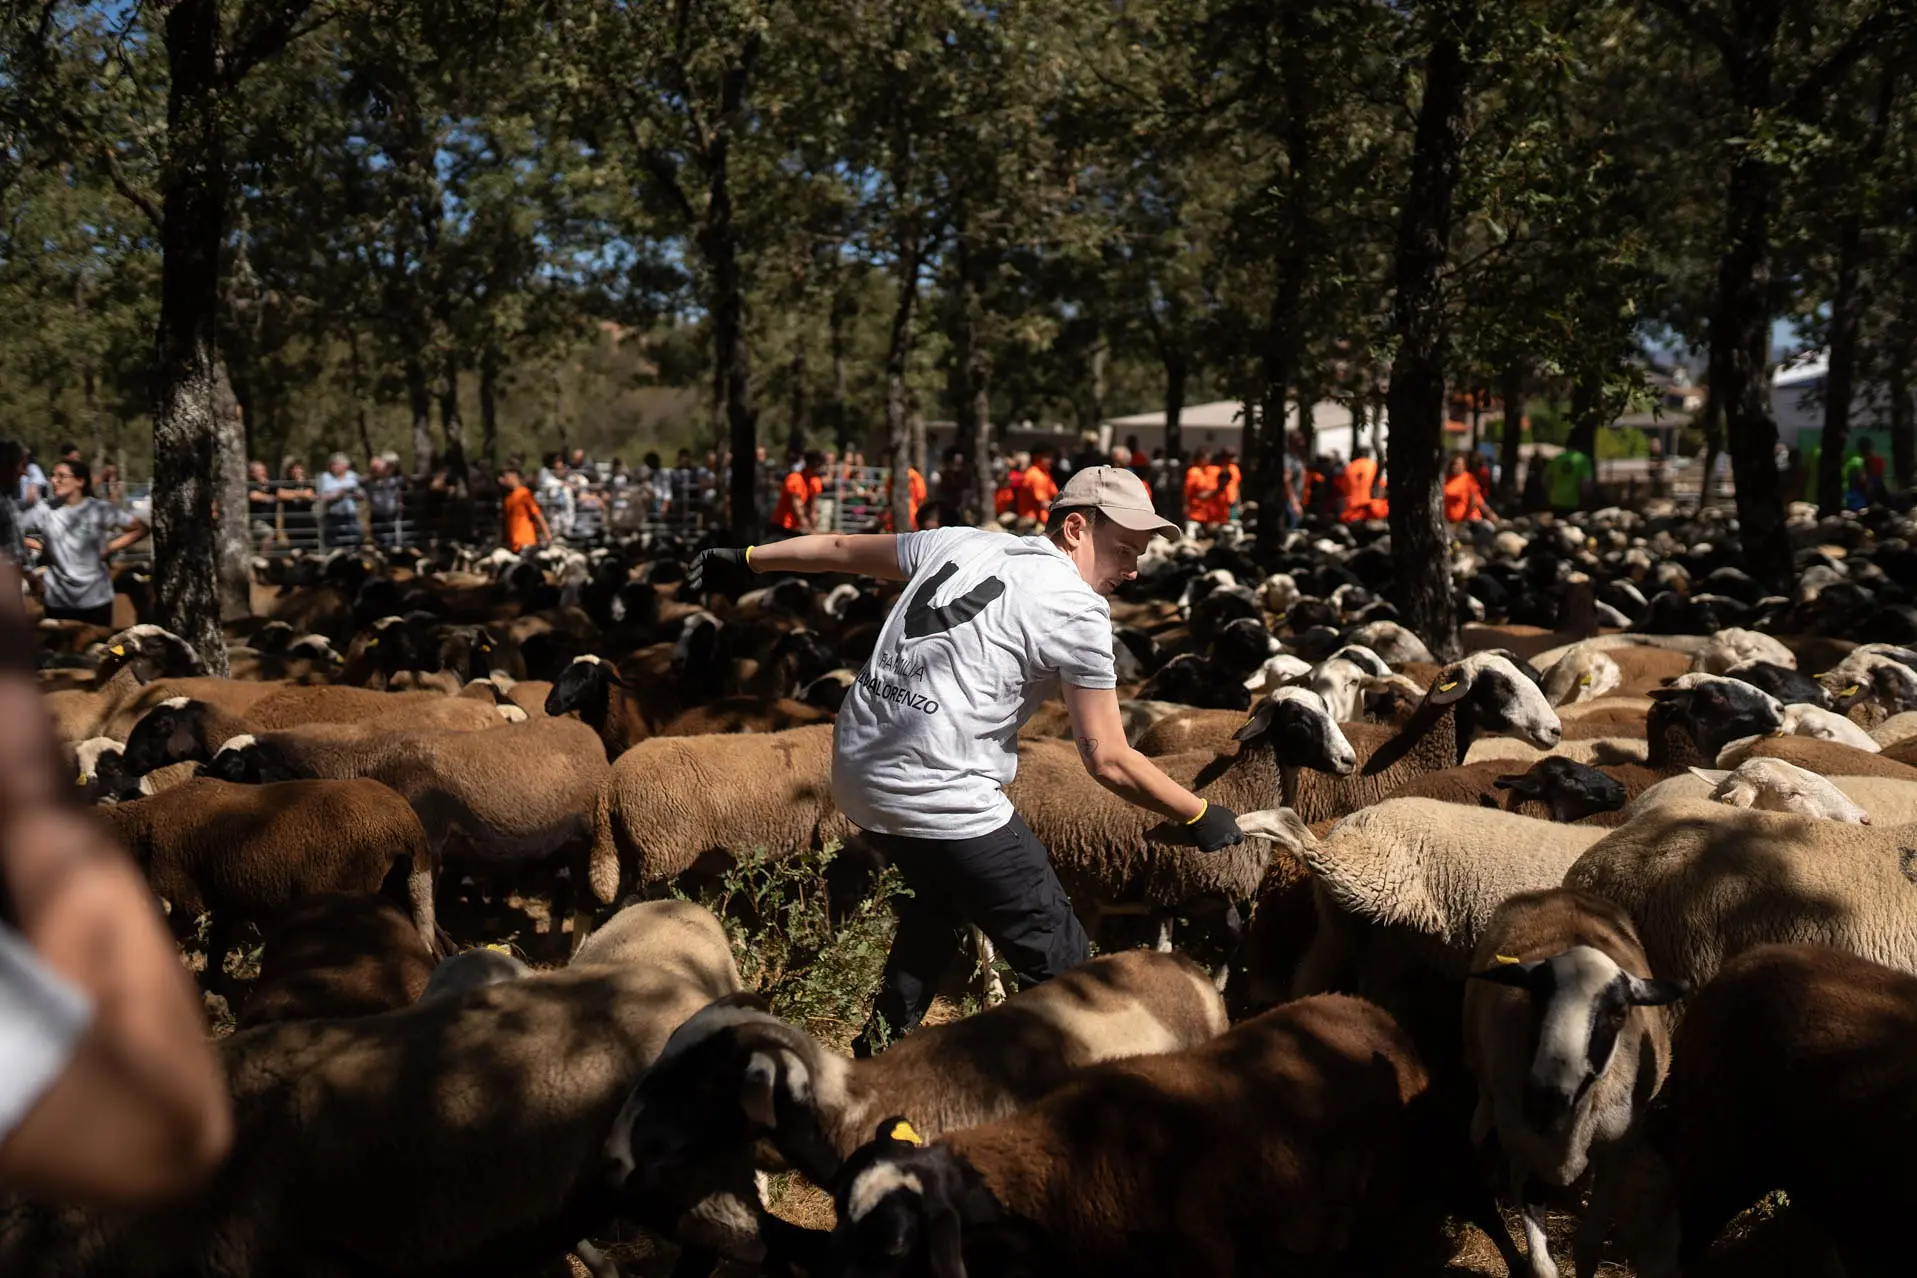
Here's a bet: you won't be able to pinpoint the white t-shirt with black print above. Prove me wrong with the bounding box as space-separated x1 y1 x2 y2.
0 921 93 1143
832 527 1118 840
19 498 132 610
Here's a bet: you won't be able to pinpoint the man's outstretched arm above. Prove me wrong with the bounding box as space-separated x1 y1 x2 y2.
692 535 907 591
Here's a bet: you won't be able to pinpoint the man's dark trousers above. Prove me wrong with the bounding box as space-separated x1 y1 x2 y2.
855 812 1089 1054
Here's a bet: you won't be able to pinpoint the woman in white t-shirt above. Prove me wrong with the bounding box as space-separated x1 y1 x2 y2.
691 466 1246 1052
18 458 144 627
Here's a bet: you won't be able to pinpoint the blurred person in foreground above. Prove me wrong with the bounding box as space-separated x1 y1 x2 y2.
0 562 230 1203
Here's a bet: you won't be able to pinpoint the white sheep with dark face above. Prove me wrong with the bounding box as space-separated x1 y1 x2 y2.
1465 889 1687 1278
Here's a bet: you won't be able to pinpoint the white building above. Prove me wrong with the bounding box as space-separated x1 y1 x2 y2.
1099 399 1389 459
1771 349 1904 450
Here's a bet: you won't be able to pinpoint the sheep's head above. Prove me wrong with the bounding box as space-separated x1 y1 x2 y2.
1233 687 1356 775
1138 654 1251 712
1305 645 1390 722
1541 648 1621 708
1209 617 1278 679
1343 619 1434 666
1690 760 1870 824
1723 660 1828 709
1820 648 1917 717
832 1121 971 1278
606 993 842 1199
1494 757 1627 823
545 653 616 720
122 697 213 776
1649 675 1784 760
1469 942 1687 1133
1427 652 1562 750
94 624 205 683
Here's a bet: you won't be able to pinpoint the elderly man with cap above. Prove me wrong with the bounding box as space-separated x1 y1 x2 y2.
689 465 1243 1052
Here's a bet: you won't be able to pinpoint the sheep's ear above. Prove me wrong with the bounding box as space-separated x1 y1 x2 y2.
1468 957 1543 988
1687 767 1732 787
1428 666 1474 705
1232 698 1279 742
1623 975 1689 1007
1493 772 1540 796
926 1204 968 1278
1715 780 1759 809
740 1046 809 1129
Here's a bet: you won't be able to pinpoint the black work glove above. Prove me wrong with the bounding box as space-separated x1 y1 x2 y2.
1186 801 1245 853
688 546 751 595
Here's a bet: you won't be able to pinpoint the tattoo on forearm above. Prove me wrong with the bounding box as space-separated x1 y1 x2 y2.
1075 736 1098 767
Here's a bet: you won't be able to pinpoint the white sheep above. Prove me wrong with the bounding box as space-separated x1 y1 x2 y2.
1563 800 1917 991
1305 645 1391 721
1622 760 1872 824
1343 619 1434 665
1541 648 1623 707
1285 799 1610 1000
1689 627 1795 674
1260 571 1300 613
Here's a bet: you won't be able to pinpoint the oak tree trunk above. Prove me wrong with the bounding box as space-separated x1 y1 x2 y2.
212 366 251 622
1385 3 1473 661
151 0 229 674
885 240 923 536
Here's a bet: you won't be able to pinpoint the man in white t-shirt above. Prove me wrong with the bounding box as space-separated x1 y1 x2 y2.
691 466 1244 1050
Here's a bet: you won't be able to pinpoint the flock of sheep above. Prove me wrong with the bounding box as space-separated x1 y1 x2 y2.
8 500 1917 1278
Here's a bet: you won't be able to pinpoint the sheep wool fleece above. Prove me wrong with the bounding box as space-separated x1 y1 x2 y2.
833 526 1116 840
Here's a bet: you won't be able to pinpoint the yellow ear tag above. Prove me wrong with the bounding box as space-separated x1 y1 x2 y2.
1437 680 1460 693
109 645 125 656
889 1120 924 1146
483 943 512 954
75 771 87 786
1841 684 1861 697
1577 672 1593 686
1494 954 1521 965
366 638 379 648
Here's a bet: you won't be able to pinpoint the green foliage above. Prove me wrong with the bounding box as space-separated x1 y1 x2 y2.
2 0 1915 490
685 842 902 1044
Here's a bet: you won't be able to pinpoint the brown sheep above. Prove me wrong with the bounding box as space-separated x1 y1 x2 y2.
239 893 437 1028
657 696 833 737
98 777 437 989
1730 735 1917 781
1632 944 1917 1276
0 901 743 1278
203 715 611 949
826 994 1463 1278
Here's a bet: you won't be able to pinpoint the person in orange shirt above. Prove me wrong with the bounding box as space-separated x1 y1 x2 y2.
772 451 825 534
1184 448 1225 526
995 452 1027 517
1219 448 1243 520
500 466 550 552
881 466 927 530
1443 451 1494 522
1338 447 1378 522
1015 449 1058 523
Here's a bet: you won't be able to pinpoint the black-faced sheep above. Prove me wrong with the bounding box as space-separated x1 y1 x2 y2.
826 994 1463 1278
1464 888 1686 1278
606 949 1228 1270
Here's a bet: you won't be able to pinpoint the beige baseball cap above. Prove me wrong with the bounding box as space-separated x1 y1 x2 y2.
1052 465 1181 537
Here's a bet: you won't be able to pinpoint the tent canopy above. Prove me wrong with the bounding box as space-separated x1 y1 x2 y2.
1101 399 1388 460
